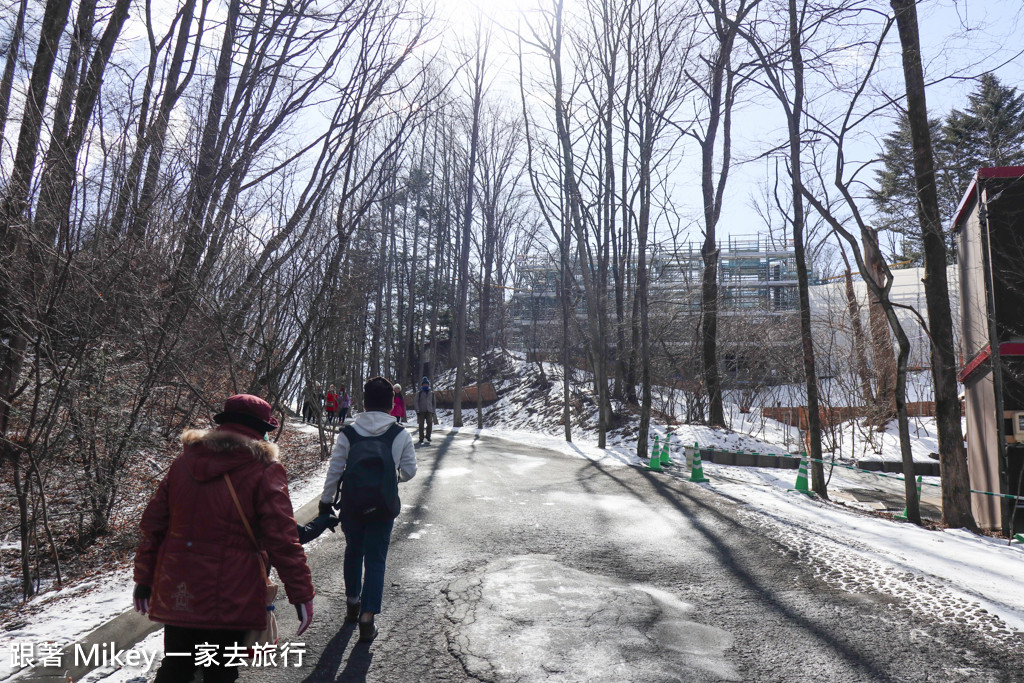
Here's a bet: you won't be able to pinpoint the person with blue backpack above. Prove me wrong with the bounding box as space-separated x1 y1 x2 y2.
318 376 417 642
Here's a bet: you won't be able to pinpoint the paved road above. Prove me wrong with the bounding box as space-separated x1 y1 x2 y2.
244 428 1024 682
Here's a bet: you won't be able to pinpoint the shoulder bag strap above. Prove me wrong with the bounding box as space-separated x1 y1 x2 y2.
224 473 270 582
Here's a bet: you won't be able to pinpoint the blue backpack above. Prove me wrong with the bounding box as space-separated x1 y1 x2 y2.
339 423 403 521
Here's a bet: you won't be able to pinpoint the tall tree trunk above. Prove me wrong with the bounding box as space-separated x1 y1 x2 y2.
12 457 32 598
34 0 96 248
172 0 241 299
369 183 393 376
635 113 654 462
865 228 898 423
784 0 826 497
128 0 202 238
478 216 493 428
560 223 573 442
551 0 608 447
36 0 133 251
0 0 73 477
619 33 638 404
453 35 486 428
697 7 741 428
0 0 73 240
384 195 397 376
840 250 876 406
891 0 976 530
396 183 411 384
402 141 427 389
0 0 28 144
430 134 449 381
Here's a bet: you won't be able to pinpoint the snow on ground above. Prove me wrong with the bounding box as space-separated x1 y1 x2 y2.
0 567 137 680
460 425 1024 646
281 423 332 509
431 353 1022 640
442 353 943 464
712 462 1024 644
3 358 1021 681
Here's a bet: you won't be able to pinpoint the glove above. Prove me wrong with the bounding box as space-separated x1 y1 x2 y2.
133 584 151 615
323 513 340 533
318 501 333 517
295 600 314 636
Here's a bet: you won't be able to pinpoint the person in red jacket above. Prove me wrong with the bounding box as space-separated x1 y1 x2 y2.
133 394 315 683
324 384 339 425
389 383 406 423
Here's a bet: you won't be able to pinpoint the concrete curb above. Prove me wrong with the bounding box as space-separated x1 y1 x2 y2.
18 610 162 682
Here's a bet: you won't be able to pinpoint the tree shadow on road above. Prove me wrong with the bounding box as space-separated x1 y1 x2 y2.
400 430 459 525
577 457 897 682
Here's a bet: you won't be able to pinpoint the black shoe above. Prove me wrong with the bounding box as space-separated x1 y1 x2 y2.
346 601 360 623
358 618 378 642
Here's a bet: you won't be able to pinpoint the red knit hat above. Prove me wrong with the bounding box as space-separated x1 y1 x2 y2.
213 394 279 434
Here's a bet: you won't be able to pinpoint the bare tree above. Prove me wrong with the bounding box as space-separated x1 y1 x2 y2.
475 105 525 426
689 0 760 428
890 0 976 530
735 0 832 495
452 14 488 428
0 0 29 146
791 7 923 521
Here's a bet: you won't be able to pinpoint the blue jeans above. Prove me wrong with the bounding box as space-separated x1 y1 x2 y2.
341 513 394 614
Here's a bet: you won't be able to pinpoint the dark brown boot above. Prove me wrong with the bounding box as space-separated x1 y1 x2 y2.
358 616 378 643
345 601 360 623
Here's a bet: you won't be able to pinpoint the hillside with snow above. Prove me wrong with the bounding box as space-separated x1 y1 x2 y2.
435 350 944 465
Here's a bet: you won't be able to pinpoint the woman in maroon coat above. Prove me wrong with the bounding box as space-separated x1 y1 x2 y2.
134 394 315 683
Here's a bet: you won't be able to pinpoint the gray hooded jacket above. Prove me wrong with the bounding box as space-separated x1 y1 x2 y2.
320 411 417 506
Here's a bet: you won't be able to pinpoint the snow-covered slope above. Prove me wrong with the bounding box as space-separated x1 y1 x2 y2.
436 350 942 464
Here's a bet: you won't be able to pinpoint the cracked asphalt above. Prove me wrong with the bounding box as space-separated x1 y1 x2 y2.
242 428 1024 682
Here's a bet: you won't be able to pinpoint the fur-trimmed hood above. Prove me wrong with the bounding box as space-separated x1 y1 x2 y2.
180 427 279 482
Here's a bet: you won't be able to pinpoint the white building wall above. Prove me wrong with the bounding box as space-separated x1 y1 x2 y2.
809 266 961 373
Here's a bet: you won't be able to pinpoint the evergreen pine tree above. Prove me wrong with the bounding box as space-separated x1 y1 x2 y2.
942 74 1024 207
871 113 944 264
873 75 1024 263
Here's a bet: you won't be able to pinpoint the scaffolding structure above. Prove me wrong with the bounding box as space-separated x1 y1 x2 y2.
648 235 803 314
510 234 803 343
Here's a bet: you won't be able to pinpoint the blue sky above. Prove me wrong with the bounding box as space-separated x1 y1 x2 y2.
435 0 1024 268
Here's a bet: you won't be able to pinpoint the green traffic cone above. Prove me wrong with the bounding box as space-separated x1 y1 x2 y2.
689 445 709 483
790 452 811 495
660 431 674 467
897 475 923 520
646 435 663 472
